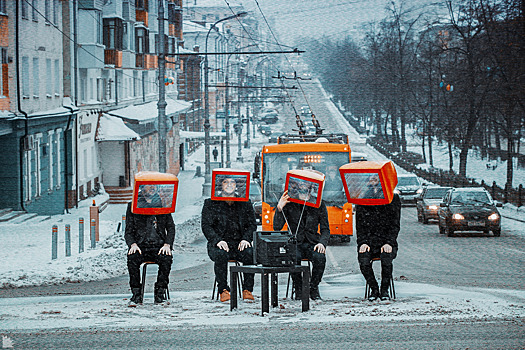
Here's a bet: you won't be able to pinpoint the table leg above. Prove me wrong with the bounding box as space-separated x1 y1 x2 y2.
230 269 238 311
302 268 310 312
271 273 278 307
261 273 269 315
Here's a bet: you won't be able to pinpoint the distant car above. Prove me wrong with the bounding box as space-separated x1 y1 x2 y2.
394 174 423 205
351 151 368 162
416 186 453 224
438 187 502 236
249 181 262 224
260 125 272 136
260 112 279 124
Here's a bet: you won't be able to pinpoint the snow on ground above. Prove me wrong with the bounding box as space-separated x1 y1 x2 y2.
0 85 523 331
1 274 523 331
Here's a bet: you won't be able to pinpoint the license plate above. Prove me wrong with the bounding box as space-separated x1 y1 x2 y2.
468 221 485 226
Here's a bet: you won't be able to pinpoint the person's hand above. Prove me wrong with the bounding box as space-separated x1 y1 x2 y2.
359 244 370 253
158 244 172 256
238 240 251 251
217 241 229 252
128 243 142 255
381 244 392 253
277 191 290 211
314 243 326 254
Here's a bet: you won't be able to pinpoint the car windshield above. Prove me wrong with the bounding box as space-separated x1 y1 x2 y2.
398 176 419 186
424 188 451 199
262 151 349 206
249 182 262 201
451 191 491 205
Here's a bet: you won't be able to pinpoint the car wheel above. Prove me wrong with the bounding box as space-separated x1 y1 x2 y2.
417 210 422 222
422 215 429 225
439 224 444 234
446 227 454 237
493 229 501 237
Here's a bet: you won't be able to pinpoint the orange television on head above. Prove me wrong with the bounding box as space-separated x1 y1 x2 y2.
285 169 325 208
211 168 251 202
131 171 179 215
339 161 398 205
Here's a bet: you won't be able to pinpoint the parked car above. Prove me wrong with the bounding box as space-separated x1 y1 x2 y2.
394 174 424 205
249 181 262 224
438 187 502 237
260 112 279 124
351 151 368 162
416 186 453 224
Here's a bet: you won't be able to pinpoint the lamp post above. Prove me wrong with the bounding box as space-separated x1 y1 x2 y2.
158 0 167 172
203 11 247 195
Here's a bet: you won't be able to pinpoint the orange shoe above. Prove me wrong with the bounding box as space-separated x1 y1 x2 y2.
220 289 231 302
242 290 254 301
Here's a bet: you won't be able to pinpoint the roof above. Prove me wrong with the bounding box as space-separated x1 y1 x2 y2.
96 114 140 141
107 99 192 123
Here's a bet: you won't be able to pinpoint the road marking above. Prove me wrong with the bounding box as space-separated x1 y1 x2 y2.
326 246 339 268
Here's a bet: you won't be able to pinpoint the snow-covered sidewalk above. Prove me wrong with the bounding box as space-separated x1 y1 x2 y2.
1 273 523 331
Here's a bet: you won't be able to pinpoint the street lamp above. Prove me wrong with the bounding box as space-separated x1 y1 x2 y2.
203 11 247 196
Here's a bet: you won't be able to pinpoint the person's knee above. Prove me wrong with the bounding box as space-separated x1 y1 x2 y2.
311 251 326 266
380 252 394 265
157 254 173 266
357 251 371 266
127 251 142 264
209 248 229 263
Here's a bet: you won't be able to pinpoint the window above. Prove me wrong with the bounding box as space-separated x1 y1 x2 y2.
55 128 62 187
53 0 58 24
23 148 32 201
45 0 50 22
0 47 6 97
32 0 39 22
136 0 148 11
135 28 148 54
33 58 39 97
96 11 103 44
34 133 42 197
48 130 54 190
103 18 123 50
0 0 6 14
54 60 59 95
22 57 30 97
46 59 52 96
123 23 128 50
133 70 138 96
22 0 28 19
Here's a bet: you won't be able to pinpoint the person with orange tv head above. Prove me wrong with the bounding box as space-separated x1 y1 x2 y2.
125 183 175 305
356 174 401 301
273 180 330 301
201 174 257 302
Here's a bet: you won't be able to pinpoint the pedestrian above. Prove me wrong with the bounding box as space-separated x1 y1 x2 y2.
355 189 401 301
201 173 257 302
125 184 175 305
212 146 219 162
273 178 330 300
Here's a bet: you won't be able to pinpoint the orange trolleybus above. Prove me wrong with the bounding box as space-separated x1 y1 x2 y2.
258 133 353 243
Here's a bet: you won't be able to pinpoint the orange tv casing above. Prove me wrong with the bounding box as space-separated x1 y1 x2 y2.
131 171 179 215
211 168 251 202
339 161 398 205
285 169 325 208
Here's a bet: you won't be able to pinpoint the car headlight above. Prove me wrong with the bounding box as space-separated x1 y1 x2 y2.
428 205 438 210
394 189 400 194
453 213 464 220
417 188 423 194
488 213 499 221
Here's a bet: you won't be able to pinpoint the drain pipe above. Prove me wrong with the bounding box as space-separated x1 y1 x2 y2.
16 1 28 212
63 105 76 214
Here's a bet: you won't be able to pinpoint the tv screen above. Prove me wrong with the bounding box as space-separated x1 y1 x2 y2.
211 169 251 201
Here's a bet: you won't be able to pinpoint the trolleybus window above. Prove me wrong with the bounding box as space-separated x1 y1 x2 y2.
263 152 348 206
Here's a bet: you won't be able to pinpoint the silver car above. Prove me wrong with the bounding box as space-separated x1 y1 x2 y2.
394 174 423 205
416 186 453 224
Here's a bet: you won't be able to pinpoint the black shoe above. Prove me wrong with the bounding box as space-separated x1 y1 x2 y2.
129 287 143 305
379 290 390 301
368 289 379 302
154 285 167 304
310 286 322 300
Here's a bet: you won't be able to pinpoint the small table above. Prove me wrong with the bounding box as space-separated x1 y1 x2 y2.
230 265 310 315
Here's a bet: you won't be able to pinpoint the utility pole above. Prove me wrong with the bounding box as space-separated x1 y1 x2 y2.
158 0 167 172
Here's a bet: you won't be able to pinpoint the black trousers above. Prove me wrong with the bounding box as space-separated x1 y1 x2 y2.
127 248 173 289
357 246 397 291
207 242 254 292
291 242 326 289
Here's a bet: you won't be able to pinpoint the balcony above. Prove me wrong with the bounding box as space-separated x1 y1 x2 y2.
104 49 123 67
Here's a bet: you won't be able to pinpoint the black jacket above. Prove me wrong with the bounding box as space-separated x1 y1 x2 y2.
355 193 401 249
124 202 176 249
201 198 257 246
273 201 331 247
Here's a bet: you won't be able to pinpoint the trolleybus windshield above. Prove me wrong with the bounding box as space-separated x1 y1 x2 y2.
263 151 348 206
